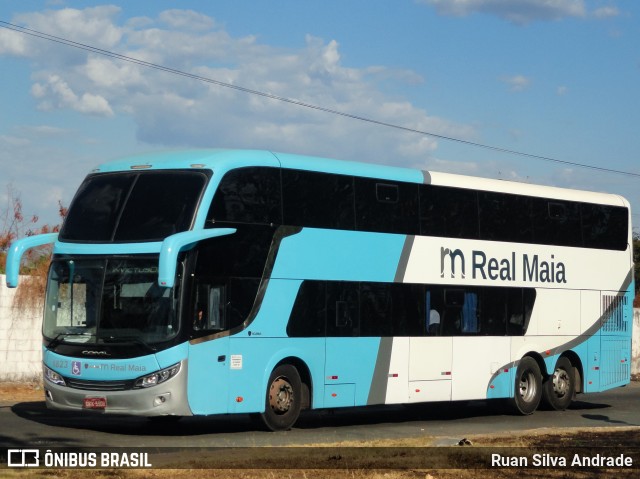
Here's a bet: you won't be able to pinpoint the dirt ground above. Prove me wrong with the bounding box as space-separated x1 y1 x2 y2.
0 381 44 403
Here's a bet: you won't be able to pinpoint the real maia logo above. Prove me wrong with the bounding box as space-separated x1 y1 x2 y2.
441 247 567 284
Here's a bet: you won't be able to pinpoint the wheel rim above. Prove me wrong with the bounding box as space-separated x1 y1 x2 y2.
519 370 537 403
269 376 294 414
552 368 570 398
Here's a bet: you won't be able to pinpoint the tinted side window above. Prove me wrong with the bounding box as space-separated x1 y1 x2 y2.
428 286 535 337
481 288 507 335
582 204 628 251
286 281 326 337
227 277 261 329
287 281 535 338
478 192 532 243
438 288 480 335
326 282 359 337
196 225 274 278
208 167 281 225
532 199 581 247
360 283 425 337
355 178 419 234
282 170 355 229
190 278 260 338
420 185 479 239
360 283 393 337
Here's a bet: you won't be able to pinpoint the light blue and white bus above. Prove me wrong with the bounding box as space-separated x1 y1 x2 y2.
6 149 633 431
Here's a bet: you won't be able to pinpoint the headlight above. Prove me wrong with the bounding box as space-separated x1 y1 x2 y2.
44 366 66 386
134 363 181 389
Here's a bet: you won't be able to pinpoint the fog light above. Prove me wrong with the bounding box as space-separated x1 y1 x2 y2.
153 393 170 407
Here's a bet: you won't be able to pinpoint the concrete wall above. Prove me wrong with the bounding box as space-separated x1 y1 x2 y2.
1 272 640 381
0 275 43 382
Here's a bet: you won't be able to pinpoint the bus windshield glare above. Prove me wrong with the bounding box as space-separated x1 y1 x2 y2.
44 258 180 346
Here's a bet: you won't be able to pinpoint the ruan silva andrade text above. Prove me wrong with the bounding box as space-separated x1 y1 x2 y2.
491 453 633 468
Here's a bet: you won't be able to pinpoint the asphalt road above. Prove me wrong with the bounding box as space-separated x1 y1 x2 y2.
1 382 639 450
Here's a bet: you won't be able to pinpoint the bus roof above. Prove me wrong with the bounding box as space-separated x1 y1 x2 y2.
93 149 629 208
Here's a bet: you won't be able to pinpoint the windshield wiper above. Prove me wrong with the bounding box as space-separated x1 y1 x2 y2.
99 335 157 353
47 331 92 350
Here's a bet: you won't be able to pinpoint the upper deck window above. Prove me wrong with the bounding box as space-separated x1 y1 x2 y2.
207 167 281 225
60 170 209 242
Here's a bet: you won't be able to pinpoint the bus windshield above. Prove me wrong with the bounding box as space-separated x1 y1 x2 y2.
59 170 209 242
44 258 180 346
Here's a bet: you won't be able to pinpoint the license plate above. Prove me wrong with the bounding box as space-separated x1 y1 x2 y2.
83 397 107 409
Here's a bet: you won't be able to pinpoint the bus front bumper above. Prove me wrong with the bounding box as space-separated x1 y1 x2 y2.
43 360 193 417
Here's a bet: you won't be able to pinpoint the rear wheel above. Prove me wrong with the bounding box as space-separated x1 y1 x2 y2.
260 364 302 431
541 356 575 411
511 356 542 415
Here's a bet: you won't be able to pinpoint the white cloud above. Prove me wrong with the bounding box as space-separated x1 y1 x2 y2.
15 125 70 136
2 7 474 168
0 135 30 147
501 74 532 92
158 9 216 32
0 28 29 55
15 6 123 48
418 0 587 24
592 6 619 19
33 74 114 116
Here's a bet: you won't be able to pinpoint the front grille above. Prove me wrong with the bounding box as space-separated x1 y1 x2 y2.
65 377 135 391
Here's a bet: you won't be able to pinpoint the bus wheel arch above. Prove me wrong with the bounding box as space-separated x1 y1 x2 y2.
259 358 311 431
541 354 580 411
559 350 583 394
510 354 544 415
275 356 312 410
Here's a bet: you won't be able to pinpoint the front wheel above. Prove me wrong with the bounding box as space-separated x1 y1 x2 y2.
259 364 302 431
541 356 575 411
510 356 542 415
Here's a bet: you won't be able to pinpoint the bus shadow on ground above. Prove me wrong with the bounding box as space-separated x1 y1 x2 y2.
9 397 613 441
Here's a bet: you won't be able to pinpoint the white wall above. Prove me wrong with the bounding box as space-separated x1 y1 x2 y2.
0 274 43 382
1 272 640 381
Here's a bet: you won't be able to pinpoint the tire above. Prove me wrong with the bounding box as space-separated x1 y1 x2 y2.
511 356 542 415
260 364 302 431
541 356 575 411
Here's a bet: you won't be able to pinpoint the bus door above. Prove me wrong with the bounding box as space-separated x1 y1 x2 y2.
407 287 453 403
187 281 230 415
324 282 381 408
408 337 452 402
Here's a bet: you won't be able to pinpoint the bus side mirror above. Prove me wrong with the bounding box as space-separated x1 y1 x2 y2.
5 233 58 288
158 228 236 288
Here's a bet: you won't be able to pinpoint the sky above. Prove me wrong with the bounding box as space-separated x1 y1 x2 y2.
0 0 639 231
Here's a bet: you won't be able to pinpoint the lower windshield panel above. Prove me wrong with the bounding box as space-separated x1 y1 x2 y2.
44 257 180 346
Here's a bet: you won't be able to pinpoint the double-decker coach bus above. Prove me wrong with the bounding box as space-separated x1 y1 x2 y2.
6 149 633 431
